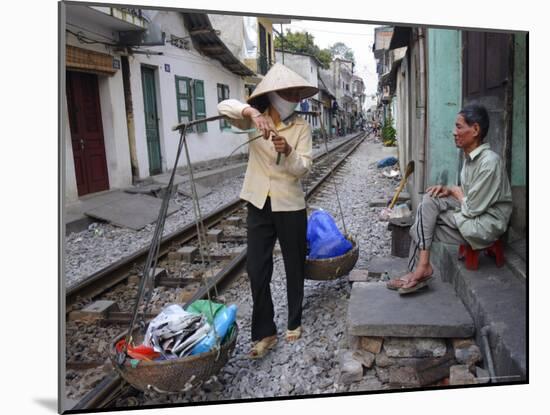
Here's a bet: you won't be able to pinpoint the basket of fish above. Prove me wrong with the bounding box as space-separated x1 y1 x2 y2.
110 301 238 393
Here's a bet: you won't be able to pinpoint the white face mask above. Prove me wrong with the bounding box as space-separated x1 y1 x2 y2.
267 91 298 121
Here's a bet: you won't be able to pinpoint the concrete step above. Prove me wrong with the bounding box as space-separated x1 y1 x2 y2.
347 278 475 338
432 242 526 381
504 238 527 282
365 255 409 278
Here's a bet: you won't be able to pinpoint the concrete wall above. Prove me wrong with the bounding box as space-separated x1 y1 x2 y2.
511 33 527 188
98 72 133 190
275 52 320 100
510 33 527 238
426 29 462 187
127 12 248 179
209 14 246 61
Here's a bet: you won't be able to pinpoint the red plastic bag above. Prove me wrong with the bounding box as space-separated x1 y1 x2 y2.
116 339 161 361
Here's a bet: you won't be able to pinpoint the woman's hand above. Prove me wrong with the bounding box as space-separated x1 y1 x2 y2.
242 107 275 139
426 185 450 198
272 135 291 156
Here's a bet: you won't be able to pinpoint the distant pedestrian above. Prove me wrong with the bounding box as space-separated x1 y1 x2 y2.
217 63 318 358
386 104 512 294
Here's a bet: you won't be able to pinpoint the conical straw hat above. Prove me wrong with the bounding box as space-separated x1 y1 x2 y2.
247 63 319 108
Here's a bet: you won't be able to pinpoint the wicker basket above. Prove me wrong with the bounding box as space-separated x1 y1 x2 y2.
305 237 359 280
109 325 238 393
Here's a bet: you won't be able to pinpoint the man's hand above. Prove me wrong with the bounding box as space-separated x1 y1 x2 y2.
272 135 291 156
448 186 464 202
426 185 450 198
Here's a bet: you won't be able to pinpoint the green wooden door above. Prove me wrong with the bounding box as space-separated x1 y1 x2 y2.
141 67 162 175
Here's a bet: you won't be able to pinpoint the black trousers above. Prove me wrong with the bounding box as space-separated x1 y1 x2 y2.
246 198 307 341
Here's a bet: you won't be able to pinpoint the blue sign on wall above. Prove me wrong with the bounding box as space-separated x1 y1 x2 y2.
165 64 171 73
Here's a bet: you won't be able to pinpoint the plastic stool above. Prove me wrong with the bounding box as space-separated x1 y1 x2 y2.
458 239 505 270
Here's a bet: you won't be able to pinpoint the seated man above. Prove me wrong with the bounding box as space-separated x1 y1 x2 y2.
387 104 513 294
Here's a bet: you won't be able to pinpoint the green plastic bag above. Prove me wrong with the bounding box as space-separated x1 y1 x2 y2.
187 300 236 344
186 300 225 324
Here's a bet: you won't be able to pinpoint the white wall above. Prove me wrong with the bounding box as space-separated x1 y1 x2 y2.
276 52 320 100
209 14 246 61
98 72 133 190
128 12 249 179
63 94 79 203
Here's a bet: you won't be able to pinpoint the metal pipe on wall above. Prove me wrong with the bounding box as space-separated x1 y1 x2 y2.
416 27 427 193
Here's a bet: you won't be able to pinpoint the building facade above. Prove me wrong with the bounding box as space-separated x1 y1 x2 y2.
64 5 280 202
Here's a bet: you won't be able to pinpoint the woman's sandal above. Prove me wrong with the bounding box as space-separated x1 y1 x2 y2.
248 335 277 359
397 275 433 295
285 326 302 342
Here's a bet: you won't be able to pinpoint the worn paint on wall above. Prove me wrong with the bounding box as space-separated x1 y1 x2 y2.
427 29 462 186
511 33 527 187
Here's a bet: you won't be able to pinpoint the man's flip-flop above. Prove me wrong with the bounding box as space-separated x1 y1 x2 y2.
398 275 433 295
386 277 410 290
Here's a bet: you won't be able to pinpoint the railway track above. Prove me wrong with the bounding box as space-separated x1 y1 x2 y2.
66 132 366 411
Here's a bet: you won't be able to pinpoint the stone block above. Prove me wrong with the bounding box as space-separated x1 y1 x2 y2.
352 350 375 368
338 350 363 384
170 246 198 263
449 365 477 385
348 281 475 338
361 336 384 354
414 353 456 386
452 338 476 350
348 269 369 282
455 344 482 367
384 337 447 358
389 366 420 388
375 351 393 368
376 367 390 384
365 257 409 278
206 229 224 242
69 300 119 321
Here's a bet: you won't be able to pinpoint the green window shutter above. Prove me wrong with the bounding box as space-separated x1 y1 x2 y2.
217 83 231 130
193 79 207 133
175 76 193 132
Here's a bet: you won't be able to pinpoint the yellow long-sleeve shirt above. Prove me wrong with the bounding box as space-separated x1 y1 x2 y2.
217 99 312 212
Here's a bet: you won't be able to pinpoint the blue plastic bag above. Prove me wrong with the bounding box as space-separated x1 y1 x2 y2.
377 156 398 168
307 210 352 259
190 304 238 355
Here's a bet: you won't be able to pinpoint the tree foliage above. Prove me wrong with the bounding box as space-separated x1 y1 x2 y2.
274 30 357 70
274 30 332 69
329 42 355 63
